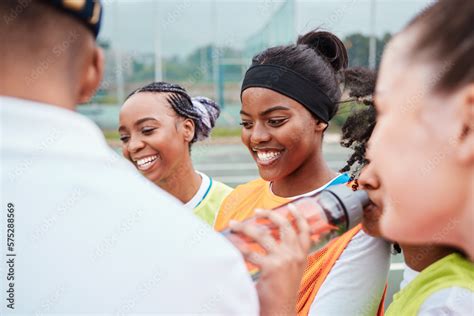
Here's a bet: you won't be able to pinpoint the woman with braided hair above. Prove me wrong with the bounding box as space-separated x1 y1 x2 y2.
118 82 232 225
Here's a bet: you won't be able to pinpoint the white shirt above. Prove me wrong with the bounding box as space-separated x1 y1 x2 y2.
0 97 259 314
401 265 474 315
309 230 391 315
184 171 211 209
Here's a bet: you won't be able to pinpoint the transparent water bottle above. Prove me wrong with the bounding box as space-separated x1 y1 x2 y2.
222 184 369 280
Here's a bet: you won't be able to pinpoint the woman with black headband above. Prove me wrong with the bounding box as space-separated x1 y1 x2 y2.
118 82 232 225
214 31 390 315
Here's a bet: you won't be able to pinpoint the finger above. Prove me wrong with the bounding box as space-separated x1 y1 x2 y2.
287 203 312 253
230 219 278 254
255 208 297 245
240 247 266 266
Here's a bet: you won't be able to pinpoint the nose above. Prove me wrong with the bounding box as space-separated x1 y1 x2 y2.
358 163 380 191
249 122 271 145
127 135 145 154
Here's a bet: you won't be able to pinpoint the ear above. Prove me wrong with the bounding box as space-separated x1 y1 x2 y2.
77 46 104 104
181 118 196 143
455 84 474 165
313 119 328 133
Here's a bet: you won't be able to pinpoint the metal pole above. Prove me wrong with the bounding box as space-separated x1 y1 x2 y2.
211 0 221 105
368 0 377 69
114 0 124 103
154 1 163 82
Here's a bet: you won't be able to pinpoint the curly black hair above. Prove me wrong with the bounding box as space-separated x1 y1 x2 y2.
338 67 377 177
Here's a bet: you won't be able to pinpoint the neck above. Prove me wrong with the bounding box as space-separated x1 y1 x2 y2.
156 158 202 204
0 67 76 110
401 244 454 272
272 150 337 197
459 212 474 262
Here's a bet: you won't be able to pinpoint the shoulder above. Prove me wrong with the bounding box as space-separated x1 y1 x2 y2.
389 253 474 315
310 230 391 315
5 149 260 312
214 178 269 230
211 179 233 196
418 287 474 315
231 178 268 194
194 178 233 226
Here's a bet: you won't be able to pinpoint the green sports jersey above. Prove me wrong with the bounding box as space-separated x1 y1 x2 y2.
386 253 474 315
194 179 233 226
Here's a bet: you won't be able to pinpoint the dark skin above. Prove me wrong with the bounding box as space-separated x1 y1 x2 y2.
240 88 336 197
119 92 202 204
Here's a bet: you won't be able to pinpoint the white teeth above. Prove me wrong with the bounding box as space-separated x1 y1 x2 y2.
135 155 158 169
257 151 281 162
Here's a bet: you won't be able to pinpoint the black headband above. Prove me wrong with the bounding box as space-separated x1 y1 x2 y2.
241 64 333 123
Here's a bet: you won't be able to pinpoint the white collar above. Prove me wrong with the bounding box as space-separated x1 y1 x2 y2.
269 173 346 200
400 265 420 290
184 171 211 209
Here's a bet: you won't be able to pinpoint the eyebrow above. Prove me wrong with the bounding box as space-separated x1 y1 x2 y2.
118 117 158 132
134 117 158 126
240 105 291 117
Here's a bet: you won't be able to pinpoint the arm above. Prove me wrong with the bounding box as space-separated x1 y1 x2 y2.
308 230 391 315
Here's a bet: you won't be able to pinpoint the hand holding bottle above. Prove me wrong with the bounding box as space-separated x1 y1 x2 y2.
229 206 311 316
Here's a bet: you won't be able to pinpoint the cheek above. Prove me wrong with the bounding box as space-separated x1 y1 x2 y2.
279 121 311 151
374 116 465 245
241 129 250 148
121 145 129 160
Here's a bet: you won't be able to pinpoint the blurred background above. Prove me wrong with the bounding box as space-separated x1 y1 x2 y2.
80 0 431 136
81 0 433 308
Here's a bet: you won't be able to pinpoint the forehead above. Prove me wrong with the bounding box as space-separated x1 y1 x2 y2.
120 92 174 119
376 32 434 103
241 87 306 114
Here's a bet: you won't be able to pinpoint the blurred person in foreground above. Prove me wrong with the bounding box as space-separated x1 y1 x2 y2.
368 0 474 263
338 69 473 315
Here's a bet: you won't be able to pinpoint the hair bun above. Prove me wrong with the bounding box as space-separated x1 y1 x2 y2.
297 30 348 72
191 96 221 141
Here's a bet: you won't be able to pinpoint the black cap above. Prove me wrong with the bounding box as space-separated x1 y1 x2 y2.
46 0 102 38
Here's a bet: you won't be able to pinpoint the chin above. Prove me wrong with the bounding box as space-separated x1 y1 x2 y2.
258 168 285 183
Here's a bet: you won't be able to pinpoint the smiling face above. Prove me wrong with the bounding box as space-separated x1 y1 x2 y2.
119 92 193 185
369 31 471 245
240 87 326 182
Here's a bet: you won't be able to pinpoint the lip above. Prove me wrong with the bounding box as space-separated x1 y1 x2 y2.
251 147 285 167
363 202 378 215
362 199 383 222
131 154 160 172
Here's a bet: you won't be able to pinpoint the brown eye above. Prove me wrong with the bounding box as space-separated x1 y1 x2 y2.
119 135 130 143
239 121 253 129
268 118 287 127
141 127 156 135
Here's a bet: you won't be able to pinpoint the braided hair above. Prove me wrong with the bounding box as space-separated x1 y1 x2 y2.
126 82 221 145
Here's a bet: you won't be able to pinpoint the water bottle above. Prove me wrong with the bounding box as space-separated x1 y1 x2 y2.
222 184 369 280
